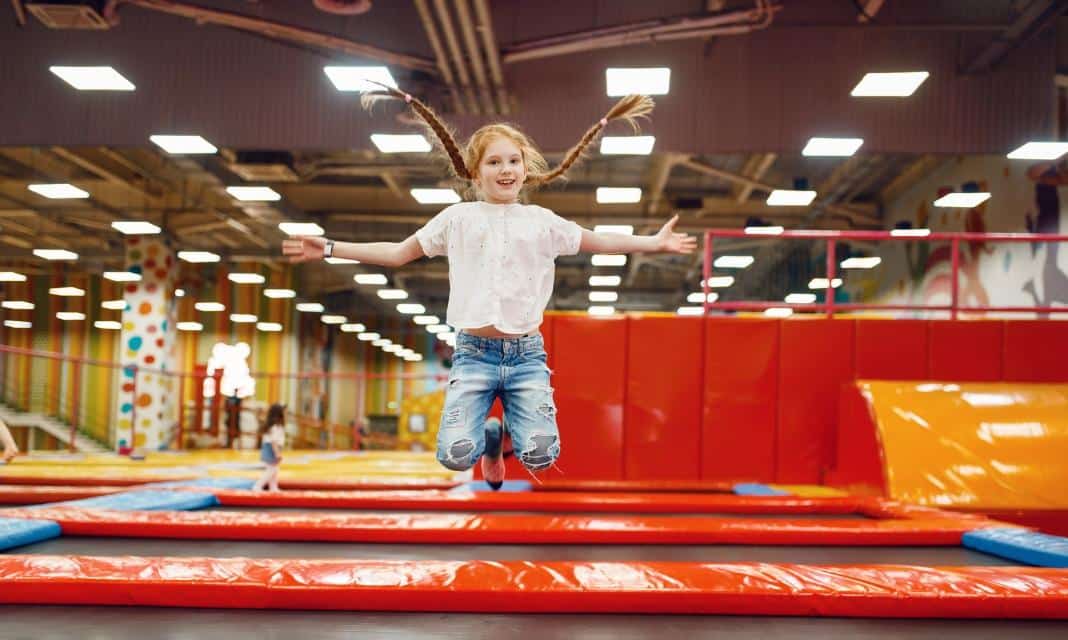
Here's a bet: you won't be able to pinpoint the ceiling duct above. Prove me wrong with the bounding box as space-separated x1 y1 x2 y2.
26 1 111 28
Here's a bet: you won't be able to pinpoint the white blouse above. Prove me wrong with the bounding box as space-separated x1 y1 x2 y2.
415 201 583 335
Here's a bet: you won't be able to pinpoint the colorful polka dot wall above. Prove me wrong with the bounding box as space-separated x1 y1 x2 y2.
118 237 177 451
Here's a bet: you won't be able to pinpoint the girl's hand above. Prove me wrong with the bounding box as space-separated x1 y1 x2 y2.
2 445 18 463
282 236 327 263
654 215 698 254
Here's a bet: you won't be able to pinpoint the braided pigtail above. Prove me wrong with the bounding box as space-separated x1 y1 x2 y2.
360 84 472 181
527 94 654 186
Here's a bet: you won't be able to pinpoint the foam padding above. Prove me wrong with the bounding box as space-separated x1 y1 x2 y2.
734 483 791 496
29 490 217 511
208 489 889 514
533 480 735 493
146 477 256 490
0 517 61 551
450 480 532 493
0 485 126 505
1 506 984 545
1 556 1067 616
963 527 1068 568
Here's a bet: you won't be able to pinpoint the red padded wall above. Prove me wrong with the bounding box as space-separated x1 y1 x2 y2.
1002 320 1068 382
551 315 627 479
777 319 855 484
702 318 778 482
927 321 1002 381
855 319 929 379
624 316 703 480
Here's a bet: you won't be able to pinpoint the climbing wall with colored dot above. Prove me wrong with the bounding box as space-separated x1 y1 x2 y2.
117 237 178 451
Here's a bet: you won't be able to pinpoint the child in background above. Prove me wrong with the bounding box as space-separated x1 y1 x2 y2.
253 403 286 491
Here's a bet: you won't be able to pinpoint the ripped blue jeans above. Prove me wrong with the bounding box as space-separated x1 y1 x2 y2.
437 332 560 474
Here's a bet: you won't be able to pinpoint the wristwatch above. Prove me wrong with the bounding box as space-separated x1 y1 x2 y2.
323 240 334 258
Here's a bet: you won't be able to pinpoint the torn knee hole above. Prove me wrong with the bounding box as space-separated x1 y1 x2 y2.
520 433 559 471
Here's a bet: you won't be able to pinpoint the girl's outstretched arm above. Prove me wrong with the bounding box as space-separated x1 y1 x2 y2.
579 215 697 255
282 234 425 267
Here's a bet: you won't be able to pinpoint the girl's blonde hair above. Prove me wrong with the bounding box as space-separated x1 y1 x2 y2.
361 87 653 195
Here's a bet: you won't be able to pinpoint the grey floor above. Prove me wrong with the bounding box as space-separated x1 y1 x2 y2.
13 536 1014 564
0 606 1066 639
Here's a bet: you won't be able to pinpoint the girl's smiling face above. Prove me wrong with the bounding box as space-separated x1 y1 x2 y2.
475 136 526 204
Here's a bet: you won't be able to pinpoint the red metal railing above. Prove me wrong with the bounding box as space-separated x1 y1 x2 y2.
702 229 1068 319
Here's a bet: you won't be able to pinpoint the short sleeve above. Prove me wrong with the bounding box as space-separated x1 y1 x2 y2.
543 208 582 257
414 205 457 258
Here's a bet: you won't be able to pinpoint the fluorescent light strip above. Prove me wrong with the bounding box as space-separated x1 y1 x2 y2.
370 134 431 153
589 275 621 287
686 292 718 304
49 66 135 91
599 136 656 155
850 71 929 97
264 289 296 298
278 222 324 236
355 274 388 285
410 188 461 204
606 67 671 96
323 65 397 92
227 186 281 202
802 137 864 157
767 190 817 206
591 254 627 267
149 135 217 155
49 286 85 297
111 221 160 235
596 187 641 204
714 256 753 269
228 273 266 284
933 192 991 208
34 249 78 261
1007 141 1068 160
103 271 141 282
28 183 89 199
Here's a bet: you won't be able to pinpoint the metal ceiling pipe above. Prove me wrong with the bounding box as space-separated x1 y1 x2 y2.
104 0 435 74
471 0 509 114
432 0 481 114
453 0 496 114
503 0 777 64
413 0 467 115
312 0 372 16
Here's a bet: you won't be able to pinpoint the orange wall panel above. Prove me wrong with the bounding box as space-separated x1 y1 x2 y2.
624 316 702 480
